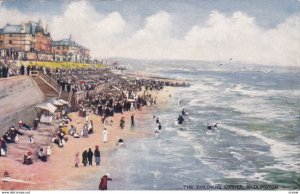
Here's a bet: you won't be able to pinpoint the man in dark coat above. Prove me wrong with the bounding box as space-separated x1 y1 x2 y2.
82 150 88 166
178 115 184 124
87 148 93 166
98 105 103 116
156 117 160 124
158 123 162 130
99 174 112 190
20 64 25 75
26 66 31 76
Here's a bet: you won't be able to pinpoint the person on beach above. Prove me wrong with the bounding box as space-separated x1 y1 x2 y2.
156 117 160 124
19 121 31 130
82 122 89 137
75 152 80 168
158 123 162 130
87 148 93 166
99 174 113 190
120 117 125 130
88 120 94 134
26 65 30 76
20 64 25 75
182 109 186 116
69 125 79 138
0 138 7 156
116 138 124 146
37 148 47 162
23 152 33 165
82 150 88 167
94 146 101 166
207 124 212 130
32 118 39 130
178 115 184 124
131 114 135 126
103 128 108 143
214 123 218 130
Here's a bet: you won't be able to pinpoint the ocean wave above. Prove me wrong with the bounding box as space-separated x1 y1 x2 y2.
222 124 300 172
229 151 244 161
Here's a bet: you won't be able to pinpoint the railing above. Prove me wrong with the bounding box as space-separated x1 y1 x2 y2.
38 71 60 92
31 71 60 93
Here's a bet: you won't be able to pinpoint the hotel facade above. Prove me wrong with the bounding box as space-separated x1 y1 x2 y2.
0 20 90 63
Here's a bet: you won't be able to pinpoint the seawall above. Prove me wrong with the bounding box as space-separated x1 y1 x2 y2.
0 76 45 136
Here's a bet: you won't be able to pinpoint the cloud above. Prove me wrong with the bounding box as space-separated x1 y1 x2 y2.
0 1 299 66
183 11 300 65
0 7 40 26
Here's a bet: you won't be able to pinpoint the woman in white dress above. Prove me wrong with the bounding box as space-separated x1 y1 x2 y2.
103 128 108 143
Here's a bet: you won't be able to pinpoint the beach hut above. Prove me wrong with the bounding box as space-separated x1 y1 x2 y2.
48 98 64 107
58 99 71 115
48 98 64 118
34 103 57 123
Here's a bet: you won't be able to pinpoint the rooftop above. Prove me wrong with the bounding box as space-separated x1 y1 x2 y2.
52 35 89 50
0 20 50 36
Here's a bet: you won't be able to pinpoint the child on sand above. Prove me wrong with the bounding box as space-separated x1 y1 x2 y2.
119 117 125 130
75 152 80 168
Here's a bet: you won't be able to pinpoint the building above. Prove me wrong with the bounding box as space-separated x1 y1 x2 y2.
0 20 91 62
52 35 90 63
0 20 52 60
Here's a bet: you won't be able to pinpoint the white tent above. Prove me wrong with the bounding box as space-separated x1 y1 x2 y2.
35 103 57 113
35 102 57 123
48 98 63 106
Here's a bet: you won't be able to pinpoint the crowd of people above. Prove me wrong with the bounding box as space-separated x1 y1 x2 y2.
0 125 24 157
0 63 190 189
0 117 54 166
79 145 101 167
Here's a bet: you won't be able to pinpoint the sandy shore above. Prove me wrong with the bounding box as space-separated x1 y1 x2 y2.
0 86 176 190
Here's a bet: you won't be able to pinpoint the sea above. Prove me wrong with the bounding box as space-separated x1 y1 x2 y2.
81 60 300 190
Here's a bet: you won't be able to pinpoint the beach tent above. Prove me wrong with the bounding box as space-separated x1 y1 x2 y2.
35 103 57 123
48 98 64 106
35 103 57 113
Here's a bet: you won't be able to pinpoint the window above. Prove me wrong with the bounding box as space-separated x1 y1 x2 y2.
9 40 12 44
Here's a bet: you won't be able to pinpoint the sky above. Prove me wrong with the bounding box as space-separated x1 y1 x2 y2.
0 0 300 66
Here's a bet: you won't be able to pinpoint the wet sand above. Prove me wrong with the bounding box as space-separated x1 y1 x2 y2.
0 87 176 190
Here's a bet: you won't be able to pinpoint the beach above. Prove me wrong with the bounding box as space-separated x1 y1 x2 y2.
0 86 176 190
